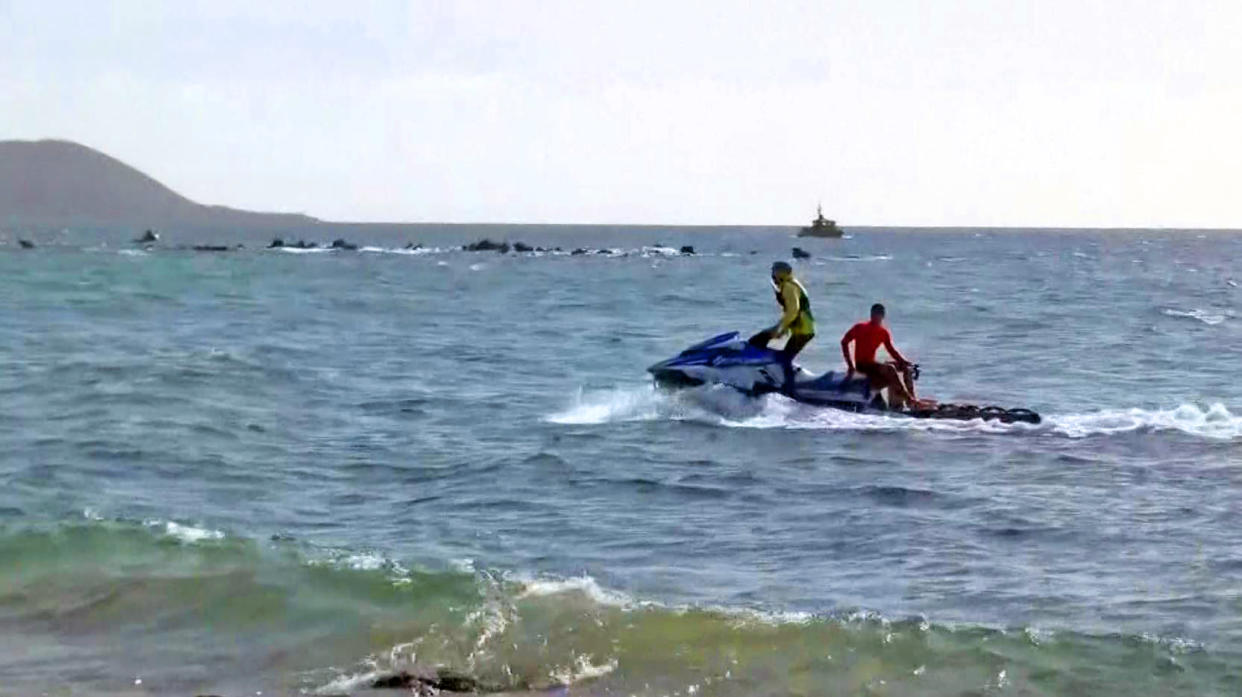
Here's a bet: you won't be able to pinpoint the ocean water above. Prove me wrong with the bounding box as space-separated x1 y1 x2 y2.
2 225 1241 697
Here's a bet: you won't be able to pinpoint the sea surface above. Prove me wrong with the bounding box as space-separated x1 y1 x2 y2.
2 225 1241 696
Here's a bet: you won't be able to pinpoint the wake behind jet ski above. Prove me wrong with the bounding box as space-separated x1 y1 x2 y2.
647 332 1041 425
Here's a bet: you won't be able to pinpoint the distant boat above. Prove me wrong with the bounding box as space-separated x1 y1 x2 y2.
798 204 842 238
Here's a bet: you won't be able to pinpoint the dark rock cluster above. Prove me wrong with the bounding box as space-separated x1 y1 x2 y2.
268 238 322 249
190 244 242 252
112 233 704 258
369 667 511 694
461 238 563 254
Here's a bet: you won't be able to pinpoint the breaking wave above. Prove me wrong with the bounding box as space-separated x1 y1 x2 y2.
1 517 1232 697
360 245 445 255
273 246 332 254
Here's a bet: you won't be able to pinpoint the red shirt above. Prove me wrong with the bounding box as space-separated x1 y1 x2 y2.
841 321 906 367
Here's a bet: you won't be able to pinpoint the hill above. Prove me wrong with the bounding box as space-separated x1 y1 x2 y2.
0 139 318 228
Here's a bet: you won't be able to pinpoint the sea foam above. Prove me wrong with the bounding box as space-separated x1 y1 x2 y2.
549 386 1241 440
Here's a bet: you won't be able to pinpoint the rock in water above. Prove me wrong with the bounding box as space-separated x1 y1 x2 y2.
464 239 506 252
330 238 358 251
268 238 284 248
370 667 496 693
371 672 417 688
513 241 534 253
680 245 695 255
135 229 159 243
18 239 34 249
434 669 485 692
792 247 811 259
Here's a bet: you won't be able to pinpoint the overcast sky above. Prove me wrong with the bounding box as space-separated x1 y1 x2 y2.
2 0 1239 226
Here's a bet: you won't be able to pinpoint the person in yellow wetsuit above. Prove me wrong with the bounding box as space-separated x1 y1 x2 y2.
748 261 815 392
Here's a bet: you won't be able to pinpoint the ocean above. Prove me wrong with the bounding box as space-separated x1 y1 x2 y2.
2 225 1241 696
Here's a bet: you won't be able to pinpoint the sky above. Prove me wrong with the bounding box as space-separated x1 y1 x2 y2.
1 0 1240 227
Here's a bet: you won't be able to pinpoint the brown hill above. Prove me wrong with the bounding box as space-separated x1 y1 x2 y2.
0 139 318 228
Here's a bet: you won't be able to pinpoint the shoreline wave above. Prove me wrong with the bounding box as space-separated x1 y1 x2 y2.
0 517 1233 697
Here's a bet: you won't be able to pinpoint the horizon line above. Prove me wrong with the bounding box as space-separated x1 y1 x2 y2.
319 220 1242 232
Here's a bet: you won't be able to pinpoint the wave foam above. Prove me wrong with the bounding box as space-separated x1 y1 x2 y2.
548 387 1241 440
1049 403 1242 440
145 520 225 543
546 386 664 425
1163 308 1227 325
546 384 765 426
314 667 386 695
549 654 618 686
360 246 443 255
640 245 681 256
513 572 818 628
516 575 633 607
823 254 893 262
309 549 414 585
274 247 331 254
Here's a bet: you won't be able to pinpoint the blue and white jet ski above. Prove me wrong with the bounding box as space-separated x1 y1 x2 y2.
647 332 1041 424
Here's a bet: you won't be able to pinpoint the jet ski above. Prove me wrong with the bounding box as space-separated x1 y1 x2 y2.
647 332 1041 424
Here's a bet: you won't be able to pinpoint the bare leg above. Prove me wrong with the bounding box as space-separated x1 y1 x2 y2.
899 365 917 399
880 364 913 410
899 365 935 407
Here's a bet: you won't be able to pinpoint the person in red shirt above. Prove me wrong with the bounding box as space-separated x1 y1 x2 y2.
840 303 933 410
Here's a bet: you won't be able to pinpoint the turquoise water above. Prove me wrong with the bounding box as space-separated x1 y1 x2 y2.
2 226 1241 696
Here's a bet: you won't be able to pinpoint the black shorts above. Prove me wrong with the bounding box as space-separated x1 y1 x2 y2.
855 362 889 384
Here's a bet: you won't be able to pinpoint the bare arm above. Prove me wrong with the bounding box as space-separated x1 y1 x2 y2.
882 332 909 366
840 327 856 372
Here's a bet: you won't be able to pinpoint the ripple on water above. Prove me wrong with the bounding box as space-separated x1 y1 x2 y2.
854 484 944 508
7 230 1242 696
